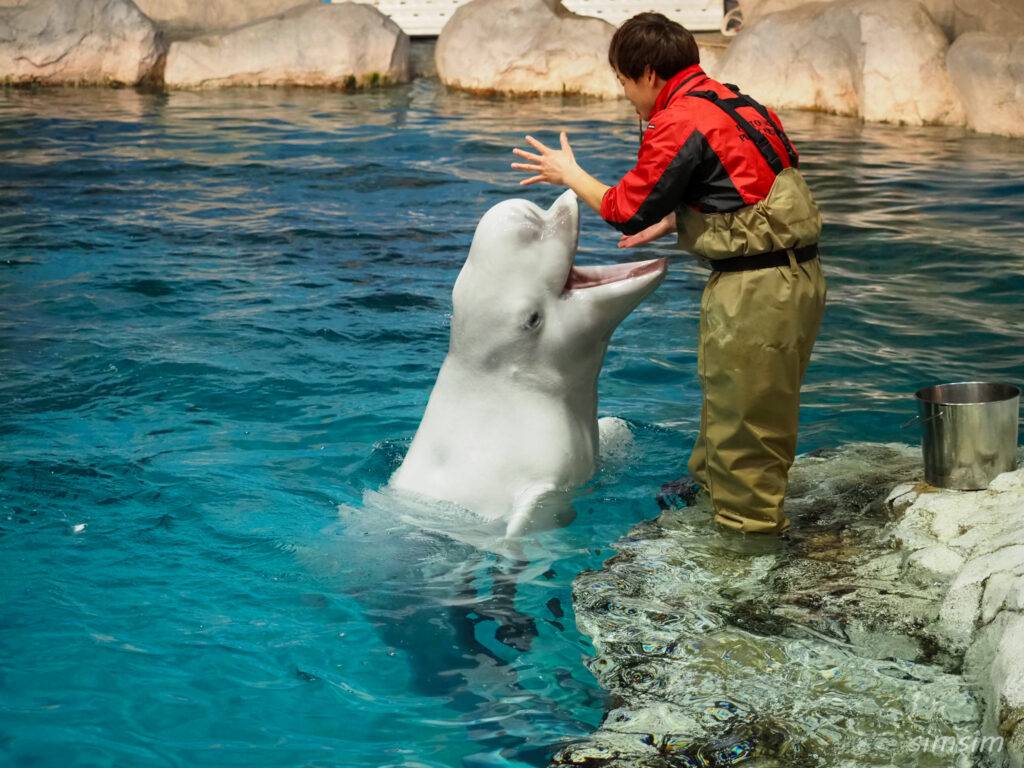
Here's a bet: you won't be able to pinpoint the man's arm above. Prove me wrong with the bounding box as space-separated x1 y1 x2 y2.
511 132 609 215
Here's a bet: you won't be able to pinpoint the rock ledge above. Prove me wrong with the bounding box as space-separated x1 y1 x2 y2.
554 443 1024 767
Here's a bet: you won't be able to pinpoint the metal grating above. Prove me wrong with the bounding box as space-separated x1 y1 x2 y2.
333 0 724 37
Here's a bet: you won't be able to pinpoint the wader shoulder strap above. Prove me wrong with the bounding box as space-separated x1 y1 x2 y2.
686 88 796 174
735 87 799 168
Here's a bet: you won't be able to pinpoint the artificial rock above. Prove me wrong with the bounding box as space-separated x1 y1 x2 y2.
0 0 164 86
435 0 620 98
737 0 1024 40
717 0 965 127
132 0 318 39
163 3 409 89
947 33 1024 139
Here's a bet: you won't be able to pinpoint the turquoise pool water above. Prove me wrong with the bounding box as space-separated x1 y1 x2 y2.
1 80 1022 767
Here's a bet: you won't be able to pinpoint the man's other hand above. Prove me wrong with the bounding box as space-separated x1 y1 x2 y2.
618 212 676 248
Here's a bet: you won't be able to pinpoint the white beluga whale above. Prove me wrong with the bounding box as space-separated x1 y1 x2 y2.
389 189 666 538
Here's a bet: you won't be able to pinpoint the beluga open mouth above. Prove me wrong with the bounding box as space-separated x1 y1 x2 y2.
562 258 668 295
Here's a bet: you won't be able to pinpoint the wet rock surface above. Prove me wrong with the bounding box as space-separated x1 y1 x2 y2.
553 442 1024 767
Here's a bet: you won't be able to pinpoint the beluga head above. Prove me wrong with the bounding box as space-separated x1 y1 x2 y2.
389 190 666 538
450 189 667 394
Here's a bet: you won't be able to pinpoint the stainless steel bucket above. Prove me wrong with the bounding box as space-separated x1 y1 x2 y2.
912 381 1021 490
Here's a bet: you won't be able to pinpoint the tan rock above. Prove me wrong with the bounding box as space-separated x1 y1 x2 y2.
949 545 1024 591
0 0 164 86
739 0 1024 41
435 0 620 98
133 0 318 39
922 0 1024 40
948 33 1024 138
717 0 966 127
736 0 811 26
697 40 728 79
163 3 409 89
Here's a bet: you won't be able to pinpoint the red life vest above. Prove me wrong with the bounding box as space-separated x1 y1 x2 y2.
600 65 799 236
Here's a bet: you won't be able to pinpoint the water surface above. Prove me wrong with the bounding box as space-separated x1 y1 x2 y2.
1 81 1022 767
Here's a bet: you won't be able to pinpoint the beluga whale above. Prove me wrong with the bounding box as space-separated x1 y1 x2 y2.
389 190 666 538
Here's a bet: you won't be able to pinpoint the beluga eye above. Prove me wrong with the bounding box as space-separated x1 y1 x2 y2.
522 311 543 331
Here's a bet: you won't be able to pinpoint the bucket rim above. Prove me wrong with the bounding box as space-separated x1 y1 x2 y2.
914 380 1022 406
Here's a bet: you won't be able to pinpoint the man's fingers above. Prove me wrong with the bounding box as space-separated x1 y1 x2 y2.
559 131 572 154
618 218 675 248
515 134 570 186
524 135 549 153
512 148 542 163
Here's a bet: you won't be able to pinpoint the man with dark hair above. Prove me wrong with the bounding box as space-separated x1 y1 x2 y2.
511 12 826 535
607 10 699 80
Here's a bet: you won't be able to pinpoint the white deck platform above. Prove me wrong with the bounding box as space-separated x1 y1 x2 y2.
333 0 724 37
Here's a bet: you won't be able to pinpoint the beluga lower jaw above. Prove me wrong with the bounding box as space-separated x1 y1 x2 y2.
389 189 667 539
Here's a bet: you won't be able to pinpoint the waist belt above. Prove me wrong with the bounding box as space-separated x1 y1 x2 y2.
708 244 818 273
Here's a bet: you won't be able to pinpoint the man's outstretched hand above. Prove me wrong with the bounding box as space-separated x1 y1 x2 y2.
511 132 610 215
511 132 580 187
